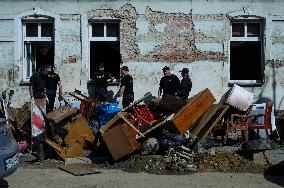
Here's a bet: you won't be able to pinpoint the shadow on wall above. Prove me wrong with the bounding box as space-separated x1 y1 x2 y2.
263 161 284 187
0 178 8 188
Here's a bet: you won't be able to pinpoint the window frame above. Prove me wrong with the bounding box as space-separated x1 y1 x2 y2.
89 20 120 42
229 19 264 85
22 20 54 81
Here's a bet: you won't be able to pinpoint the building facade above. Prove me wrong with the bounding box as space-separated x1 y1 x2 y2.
0 0 283 109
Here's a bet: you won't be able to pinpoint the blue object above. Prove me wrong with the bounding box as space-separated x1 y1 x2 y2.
94 102 120 126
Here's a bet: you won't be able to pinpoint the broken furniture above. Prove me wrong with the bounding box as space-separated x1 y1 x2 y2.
68 91 100 120
165 88 216 134
101 112 141 161
45 115 96 159
225 102 273 142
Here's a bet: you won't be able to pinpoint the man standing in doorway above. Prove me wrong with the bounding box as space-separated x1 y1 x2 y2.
92 63 114 102
177 68 192 100
158 66 180 98
29 66 47 112
44 65 62 113
117 66 134 108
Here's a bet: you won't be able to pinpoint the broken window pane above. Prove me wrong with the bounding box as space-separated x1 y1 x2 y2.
232 23 244 37
106 23 119 37
26 23 38 37
247 23 260 37
41 23 54 37
92 23 104 37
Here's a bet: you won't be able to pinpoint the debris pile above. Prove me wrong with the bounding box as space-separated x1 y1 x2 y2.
5 85 283 175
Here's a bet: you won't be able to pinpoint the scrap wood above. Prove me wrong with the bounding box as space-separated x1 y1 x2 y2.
166 88 216 134
189 104 223 139
117 112 145 138
58 164 101 176
197 105 229 141
135 113 175 140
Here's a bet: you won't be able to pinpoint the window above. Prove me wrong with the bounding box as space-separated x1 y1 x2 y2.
89 21 121 79
22 20 54 81
229 20 263 84
89 21 120 41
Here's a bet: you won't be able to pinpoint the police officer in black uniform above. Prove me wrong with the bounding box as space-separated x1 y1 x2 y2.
44 65 62 113
92 63 114 102
117 66 134 108
177 68 192 100
29 67 46 101
158 66 180 98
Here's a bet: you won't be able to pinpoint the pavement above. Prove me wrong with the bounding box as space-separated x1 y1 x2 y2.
2 167 284 188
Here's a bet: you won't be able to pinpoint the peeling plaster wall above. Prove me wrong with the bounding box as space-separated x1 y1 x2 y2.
0 0 283 109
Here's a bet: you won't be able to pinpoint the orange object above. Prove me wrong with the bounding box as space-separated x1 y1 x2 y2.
225 102 273 142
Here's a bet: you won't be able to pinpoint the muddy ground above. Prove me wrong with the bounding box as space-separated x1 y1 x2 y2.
19 152 267 175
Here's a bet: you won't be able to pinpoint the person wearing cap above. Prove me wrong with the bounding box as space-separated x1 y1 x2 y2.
44 64 62 113
177 68 192 100
92 63 114 102
117 66 134 108
29 66 47 111
158 66 180 98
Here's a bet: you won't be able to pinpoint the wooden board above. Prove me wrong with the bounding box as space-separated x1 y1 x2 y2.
166 88 216 134
46 106 77 124
157 94 187 112
58 164 100 176
189 104 222 139
197 105 229 141
102 123 140 161
100 112 131 134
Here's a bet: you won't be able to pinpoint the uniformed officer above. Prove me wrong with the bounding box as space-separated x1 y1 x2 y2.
158 66 180 98
117 66 134 108
92 63 114 102
29 66 47 112
177 68 192 100
44 64 62 113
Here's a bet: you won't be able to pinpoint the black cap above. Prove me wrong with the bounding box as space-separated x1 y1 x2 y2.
179 68 189 74
121 66 129 71
162 66 170 71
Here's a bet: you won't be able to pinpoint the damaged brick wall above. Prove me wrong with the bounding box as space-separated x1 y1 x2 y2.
86 4 225 63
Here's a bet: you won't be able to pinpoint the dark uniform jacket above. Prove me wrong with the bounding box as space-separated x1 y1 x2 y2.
178 76 192 100
159 74 180 96
92 70 112 89
30 73 46 99
45 72 60 96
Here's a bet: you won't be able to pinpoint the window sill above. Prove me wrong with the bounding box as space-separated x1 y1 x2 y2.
228 80 263 87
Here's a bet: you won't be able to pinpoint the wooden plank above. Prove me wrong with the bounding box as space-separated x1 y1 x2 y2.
46 106 77 124
190 104 222 138
102 123 140 161
167 88 216 134
100 112 131 134
197 105 229 141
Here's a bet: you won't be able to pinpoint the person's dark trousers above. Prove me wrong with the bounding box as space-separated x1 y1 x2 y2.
95 87 108 102
47 90 56 113
122 94 134 109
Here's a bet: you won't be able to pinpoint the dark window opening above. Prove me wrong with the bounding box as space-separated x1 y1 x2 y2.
247 23 260 37
41 23 54 37
230 41 262 80
106 23 120 37
90 41 121 79
26 23 38 37
232 23 244 37
92 23 104 37
25 41 54 76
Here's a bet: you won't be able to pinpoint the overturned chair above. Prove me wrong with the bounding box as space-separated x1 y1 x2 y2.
225 102 273 142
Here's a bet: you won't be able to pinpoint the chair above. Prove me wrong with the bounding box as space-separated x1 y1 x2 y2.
225 102 273 143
